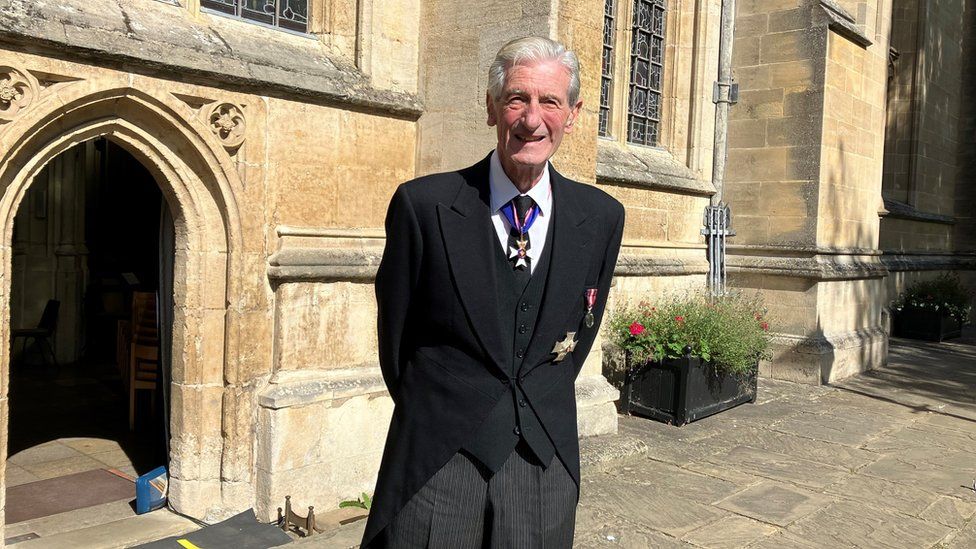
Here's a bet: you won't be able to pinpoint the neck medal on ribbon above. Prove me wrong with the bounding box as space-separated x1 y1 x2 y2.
502 197 539 269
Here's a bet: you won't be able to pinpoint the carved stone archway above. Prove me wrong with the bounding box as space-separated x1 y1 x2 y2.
0 84 250 530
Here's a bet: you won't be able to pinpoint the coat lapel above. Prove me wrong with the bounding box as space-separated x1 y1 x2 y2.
437 156 510 377
519 168 592 377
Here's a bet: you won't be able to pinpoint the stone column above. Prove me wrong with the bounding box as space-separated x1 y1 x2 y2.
725 1 892 383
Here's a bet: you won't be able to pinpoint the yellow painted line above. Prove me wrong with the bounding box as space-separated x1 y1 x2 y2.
176 540 201 549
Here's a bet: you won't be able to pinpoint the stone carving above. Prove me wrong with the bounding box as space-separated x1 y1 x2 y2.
208 102 246 149
0 66 39 121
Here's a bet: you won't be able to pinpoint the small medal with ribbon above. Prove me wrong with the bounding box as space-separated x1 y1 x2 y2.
584 288 598 328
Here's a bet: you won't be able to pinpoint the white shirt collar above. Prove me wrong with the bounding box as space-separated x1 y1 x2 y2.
488 150 552 217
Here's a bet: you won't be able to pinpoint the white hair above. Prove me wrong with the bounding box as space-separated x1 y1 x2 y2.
487 36 581 105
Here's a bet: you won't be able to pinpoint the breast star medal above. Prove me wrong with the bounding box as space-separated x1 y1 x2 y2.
551 332 577 362
584 288 598 328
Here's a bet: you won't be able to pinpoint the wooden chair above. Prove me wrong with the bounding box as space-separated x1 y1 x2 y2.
11 299 60 366
128 292 159 431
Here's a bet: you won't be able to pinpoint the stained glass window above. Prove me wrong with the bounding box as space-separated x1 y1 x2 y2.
201 0 308 33
599 0 617 137
628 0 666 146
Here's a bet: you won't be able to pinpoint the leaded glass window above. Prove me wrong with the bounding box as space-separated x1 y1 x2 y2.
201 0 308 33
599 0 617 137
627 0 666 146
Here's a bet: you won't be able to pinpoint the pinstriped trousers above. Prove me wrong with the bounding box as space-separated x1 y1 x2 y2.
383 442 577 548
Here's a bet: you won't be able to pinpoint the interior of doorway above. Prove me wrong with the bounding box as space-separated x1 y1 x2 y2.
4 137 175 539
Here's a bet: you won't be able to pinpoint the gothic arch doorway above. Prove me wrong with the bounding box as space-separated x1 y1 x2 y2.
5 137 175 529
0 88 248 534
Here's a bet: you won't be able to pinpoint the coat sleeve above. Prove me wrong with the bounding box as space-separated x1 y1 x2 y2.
375 185 424 400
573 202 625 376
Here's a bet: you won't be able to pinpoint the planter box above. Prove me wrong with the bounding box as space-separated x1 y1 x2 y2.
620 355 757 426
892 308 962 342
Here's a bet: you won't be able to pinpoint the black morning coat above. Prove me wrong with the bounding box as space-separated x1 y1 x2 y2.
361 153 625 547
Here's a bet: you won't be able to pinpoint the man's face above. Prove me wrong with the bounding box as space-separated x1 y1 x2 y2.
487 59 583 174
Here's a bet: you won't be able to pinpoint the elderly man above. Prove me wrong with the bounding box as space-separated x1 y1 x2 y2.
362 36 624 548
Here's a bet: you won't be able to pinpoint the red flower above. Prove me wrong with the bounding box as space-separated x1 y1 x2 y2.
629 322 645 336
761 321 769 331
675 316 685 325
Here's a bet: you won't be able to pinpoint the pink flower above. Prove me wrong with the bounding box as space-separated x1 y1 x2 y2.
761 321 769 332
675 316 685 325
629 322 645 336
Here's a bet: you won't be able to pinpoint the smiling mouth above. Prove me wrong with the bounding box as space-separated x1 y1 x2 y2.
516 135 545 143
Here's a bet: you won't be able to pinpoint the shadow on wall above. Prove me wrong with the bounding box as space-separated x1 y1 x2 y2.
818 139 886 383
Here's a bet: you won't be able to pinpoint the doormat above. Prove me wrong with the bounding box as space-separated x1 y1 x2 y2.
134 509 292 549
5 468 134 524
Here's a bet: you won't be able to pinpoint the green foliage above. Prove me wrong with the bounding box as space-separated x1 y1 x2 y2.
892 273 973 323
339 492 372 510
609 292 772 374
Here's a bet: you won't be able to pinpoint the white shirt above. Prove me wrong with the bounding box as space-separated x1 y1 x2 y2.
489 150 553 274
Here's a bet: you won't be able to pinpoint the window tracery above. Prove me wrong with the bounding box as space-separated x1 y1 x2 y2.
200 0 308 33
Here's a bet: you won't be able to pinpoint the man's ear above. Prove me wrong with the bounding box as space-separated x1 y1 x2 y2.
486 92 497 127
564 100 583 133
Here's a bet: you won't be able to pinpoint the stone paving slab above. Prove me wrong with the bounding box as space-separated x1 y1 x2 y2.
574 506 692 548
579 473 730 538
920 495 976 529
679 515 776 549
863 422 976 454
769 408 895 447
945 517 976 548
681 460 767 487
703 445 850 490
785 499 953 548
715 480 832 527
602 460 743 505
702 423 881 471
823 472 940 516
858 447 976 497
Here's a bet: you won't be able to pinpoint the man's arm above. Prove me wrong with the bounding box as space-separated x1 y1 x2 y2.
375 185 424 400
573 203 625 376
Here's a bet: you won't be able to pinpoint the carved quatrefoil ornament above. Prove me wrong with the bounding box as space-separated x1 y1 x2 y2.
0 66 39 122
208 102 246 149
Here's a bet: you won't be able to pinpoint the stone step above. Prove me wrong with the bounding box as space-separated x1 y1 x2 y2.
580 431 648 472
10 508 197 548
5 499 137 543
